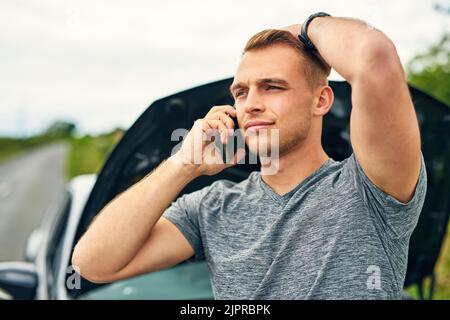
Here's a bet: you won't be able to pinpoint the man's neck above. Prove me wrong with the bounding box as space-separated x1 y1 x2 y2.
260 142 330 196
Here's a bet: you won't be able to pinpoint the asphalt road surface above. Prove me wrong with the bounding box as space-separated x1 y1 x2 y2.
0 143 68 262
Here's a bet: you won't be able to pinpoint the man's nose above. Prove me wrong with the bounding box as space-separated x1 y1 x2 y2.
244 90 265 114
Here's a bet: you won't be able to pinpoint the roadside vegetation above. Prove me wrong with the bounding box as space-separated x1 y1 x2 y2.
404 32 450 300
66 129 122 179
0 121 76 164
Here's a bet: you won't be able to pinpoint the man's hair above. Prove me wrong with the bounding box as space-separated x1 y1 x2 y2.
243 29 331 88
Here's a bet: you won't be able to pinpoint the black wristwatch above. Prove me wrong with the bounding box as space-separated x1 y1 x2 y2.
298 12 331 52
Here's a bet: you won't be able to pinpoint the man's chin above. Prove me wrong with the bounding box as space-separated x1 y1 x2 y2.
247 144 279 159
243 128 280 158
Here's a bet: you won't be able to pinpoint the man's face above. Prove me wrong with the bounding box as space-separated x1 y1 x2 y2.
231 44 315 158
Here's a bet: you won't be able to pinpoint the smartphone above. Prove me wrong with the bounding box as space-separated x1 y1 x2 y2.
221 112 243 164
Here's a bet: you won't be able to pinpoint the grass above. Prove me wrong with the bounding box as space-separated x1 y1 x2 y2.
405 220 450 299
66 130 122 179
0 131 120 179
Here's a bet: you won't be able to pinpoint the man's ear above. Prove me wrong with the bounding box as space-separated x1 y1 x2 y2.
313 85 334 116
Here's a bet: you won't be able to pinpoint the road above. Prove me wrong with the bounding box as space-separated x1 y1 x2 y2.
0 143 68 262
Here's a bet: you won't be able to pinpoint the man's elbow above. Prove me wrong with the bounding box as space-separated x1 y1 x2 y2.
353 31 405 81
71 246 114 284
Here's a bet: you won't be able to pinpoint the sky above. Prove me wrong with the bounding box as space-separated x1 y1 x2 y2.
1 0 449 137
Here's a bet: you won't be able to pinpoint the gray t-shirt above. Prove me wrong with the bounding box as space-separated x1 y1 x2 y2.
163 152 427 299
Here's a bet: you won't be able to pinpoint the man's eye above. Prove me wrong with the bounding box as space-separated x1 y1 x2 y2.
235 91 246 98
266 85 281 90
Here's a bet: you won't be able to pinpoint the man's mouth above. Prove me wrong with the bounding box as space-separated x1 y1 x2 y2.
244 120 275 132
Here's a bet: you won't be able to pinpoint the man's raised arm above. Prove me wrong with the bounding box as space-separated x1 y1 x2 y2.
286 16 422 203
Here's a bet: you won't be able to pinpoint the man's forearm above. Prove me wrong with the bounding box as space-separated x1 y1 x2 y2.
307 16 402 83
72 155 199 277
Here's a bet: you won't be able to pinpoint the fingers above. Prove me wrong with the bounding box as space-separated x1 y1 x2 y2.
208 111 235 132
281 24 302 38
206 105 237 119
202 119 229 144
204 105 237 143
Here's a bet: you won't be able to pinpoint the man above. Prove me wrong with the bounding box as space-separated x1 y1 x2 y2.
72 14 427 299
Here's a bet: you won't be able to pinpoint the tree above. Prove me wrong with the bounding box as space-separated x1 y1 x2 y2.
407 32 450 106
44 120 77 138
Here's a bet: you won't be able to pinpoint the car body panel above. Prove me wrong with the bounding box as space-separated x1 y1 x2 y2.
80 261 213 300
